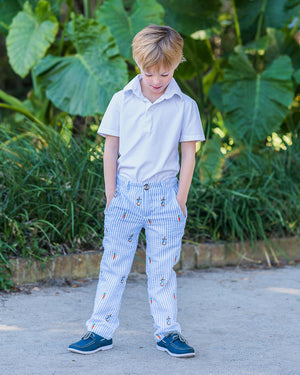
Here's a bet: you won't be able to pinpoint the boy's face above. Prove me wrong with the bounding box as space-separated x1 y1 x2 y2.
139 64 175 100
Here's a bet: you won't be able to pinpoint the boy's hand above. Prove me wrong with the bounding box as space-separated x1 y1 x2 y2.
176 194 186 217
105 188 116 210
106 194 114 210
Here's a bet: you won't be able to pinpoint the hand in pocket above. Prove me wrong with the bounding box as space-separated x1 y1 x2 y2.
176 196 186 218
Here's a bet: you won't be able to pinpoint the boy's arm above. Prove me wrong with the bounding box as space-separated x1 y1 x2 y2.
103 135 119 208
177 141 197 216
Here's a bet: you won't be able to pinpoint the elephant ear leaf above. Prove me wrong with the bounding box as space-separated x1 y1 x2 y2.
95 0 164 60
6 0 59 78
236 0 300 42
294 69 300 84
200 134 225 183
158 0 222 35
34 14 128 116
222 51 294 145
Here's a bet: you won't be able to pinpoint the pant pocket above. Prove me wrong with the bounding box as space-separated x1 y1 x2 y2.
104 190 118 214
172 187 187 219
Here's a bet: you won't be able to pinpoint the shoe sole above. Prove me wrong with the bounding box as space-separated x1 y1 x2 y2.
68 344 113 355
156 345 195 358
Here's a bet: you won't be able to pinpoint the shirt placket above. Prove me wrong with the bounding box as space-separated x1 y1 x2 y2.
144 102 152 134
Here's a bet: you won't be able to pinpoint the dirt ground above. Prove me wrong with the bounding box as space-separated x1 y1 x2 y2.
1 265 300 375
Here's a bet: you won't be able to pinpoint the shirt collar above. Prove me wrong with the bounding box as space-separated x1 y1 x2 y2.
124 75 143 97
123 74 183 101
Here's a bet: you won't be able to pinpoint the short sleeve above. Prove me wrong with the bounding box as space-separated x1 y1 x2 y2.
179 98 205 142
97 91 123 137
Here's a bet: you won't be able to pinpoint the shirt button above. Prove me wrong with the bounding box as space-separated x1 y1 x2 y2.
143 184 150 190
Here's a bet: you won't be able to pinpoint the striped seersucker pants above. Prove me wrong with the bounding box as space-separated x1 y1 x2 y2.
86 175 187 341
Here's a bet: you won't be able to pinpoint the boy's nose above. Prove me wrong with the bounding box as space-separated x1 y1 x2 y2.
153 77 161 85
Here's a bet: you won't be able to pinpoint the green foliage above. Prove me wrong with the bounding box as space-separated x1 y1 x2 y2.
1 0 164 119
95 0 164 60
1 121 299 289
6 1 59 78
0 0 300 289
0 88 44 126
0 0 22 34
176 37 214 80
265 28 300 69
34 14 128 115
0 121 105 258
187 145 300 245
222 52 294 145
1 0 298 131
295 69 300 83
199 134 225 183
0 0 62 34
0 119 107 287
236 0 300 42
158 0 222 35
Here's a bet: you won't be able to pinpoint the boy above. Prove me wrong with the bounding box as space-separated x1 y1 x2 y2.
69 25 205 358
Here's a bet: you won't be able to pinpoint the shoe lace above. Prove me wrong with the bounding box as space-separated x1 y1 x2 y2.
168 332 188 345
82 332 93 340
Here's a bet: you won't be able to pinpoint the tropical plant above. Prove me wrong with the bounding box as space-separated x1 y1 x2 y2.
0 121 106 259
34 14 128 116
0 0 165 124
6 1 59 78
0 0 299 289
1 0 299 138
95 0 165 60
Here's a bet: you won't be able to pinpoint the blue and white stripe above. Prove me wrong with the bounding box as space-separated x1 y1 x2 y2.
86 175 187 341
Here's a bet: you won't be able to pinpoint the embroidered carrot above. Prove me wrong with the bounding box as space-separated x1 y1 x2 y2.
173 293 176 299
149 257 151 264
102 293 106 299
148 219 151 224
122 211 126 219
113 253 116 260
156 334 161 340
91 324 95 329
150 297 153 304
178 215 181 222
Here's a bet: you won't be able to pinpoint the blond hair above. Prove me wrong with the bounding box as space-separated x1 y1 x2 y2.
132 25 184 70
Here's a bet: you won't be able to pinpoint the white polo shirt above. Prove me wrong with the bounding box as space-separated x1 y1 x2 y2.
98 74 205 183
